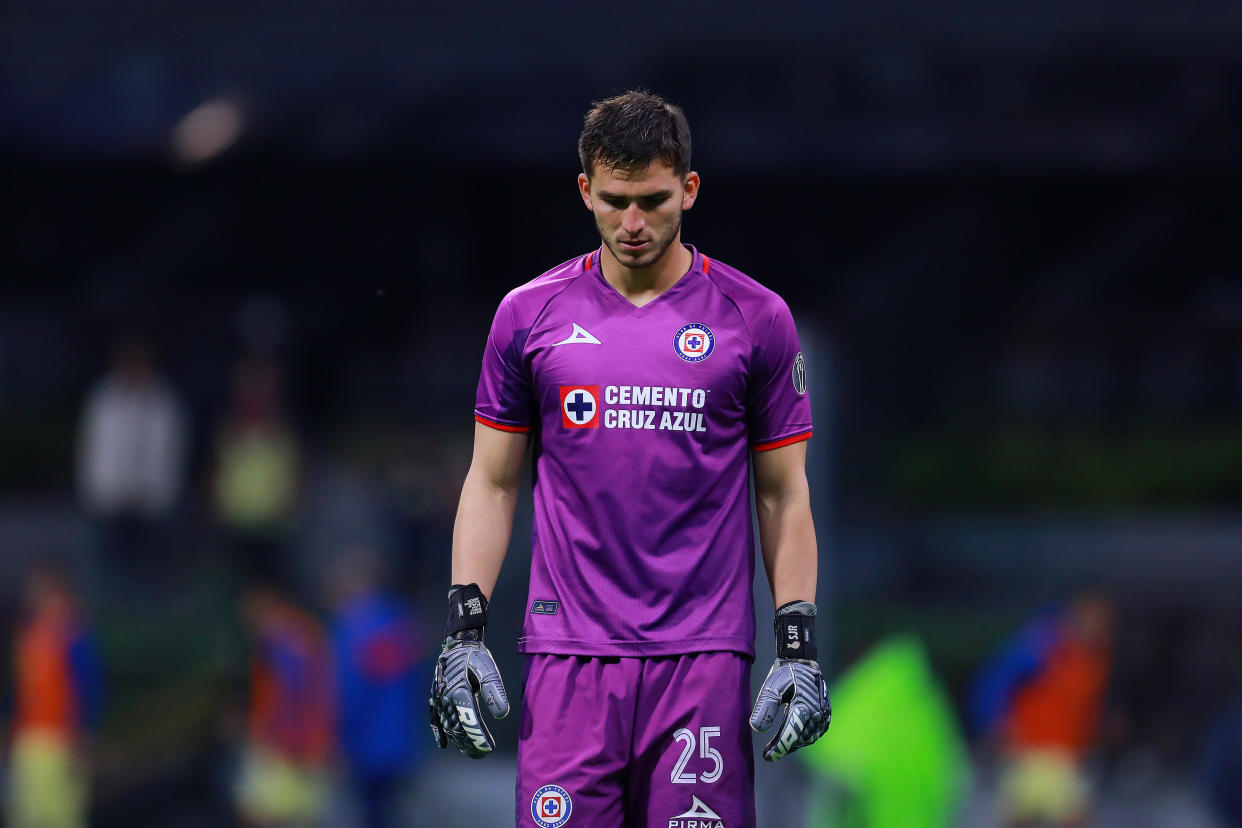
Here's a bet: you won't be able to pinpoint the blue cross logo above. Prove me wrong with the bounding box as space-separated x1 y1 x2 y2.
687 335 703 349
567 391 594 422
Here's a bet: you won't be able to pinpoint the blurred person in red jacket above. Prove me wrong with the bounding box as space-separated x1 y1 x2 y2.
970 591 1116 828
234 583 335 827
7 564 102 828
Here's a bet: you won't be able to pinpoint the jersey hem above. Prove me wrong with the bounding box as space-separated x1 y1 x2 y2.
474 413 531 433
751 429 812 451
517 635 755 659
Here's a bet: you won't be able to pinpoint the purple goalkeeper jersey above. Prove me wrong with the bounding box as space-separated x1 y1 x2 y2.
475 245 811 659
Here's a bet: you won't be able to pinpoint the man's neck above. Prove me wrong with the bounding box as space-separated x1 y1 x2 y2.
600 238 693 308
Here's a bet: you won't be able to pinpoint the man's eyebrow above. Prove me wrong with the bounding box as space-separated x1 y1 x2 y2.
596 189 675 201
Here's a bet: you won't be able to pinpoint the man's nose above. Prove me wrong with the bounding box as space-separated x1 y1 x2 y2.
622 203 645 235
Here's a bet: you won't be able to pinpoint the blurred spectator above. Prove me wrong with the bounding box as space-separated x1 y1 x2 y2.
326 549 429 828
7 564 102 828
235 583 334 828
799 635 969 827
970 591 1116 828
75 336 187 572
213 356 301 584
1202 699 1242 826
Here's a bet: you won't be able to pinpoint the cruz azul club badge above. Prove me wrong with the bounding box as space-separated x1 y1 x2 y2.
673 323 715 363
532 784 573 827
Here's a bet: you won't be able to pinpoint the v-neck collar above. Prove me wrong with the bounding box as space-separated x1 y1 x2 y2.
586 244 709 319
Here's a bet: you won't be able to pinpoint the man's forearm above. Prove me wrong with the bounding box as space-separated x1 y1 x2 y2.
451 471 519 600
751 472 831 763
756 484 818 608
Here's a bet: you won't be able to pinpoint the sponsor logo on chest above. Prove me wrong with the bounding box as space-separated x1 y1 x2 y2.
560 385 710 432
552 321 718 434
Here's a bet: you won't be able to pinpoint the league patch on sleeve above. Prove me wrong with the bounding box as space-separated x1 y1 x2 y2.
791 352 806 395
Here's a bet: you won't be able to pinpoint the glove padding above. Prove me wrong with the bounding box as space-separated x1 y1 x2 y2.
749 658 832 761
428 639 510 759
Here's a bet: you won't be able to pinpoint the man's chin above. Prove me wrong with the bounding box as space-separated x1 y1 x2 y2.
609 240 666 270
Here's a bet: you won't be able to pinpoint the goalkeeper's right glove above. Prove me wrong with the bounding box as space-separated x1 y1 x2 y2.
749 600 832 761
428 583 510 759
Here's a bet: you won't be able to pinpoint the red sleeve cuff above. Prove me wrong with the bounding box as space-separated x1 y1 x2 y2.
474 414 531 433
751 430 812 452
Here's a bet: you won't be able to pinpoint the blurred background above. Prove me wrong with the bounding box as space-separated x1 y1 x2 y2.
4 1 1242 825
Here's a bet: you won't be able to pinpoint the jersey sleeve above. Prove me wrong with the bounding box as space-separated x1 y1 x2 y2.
474 296 534 432
746 298 813 450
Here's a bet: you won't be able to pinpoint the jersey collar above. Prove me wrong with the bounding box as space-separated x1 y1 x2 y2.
584 244 709 318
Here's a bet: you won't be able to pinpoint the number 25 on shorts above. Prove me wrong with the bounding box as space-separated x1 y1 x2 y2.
671 726 723 784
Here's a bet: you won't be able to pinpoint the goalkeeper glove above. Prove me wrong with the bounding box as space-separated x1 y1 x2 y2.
749 600 832 761
428 583 510 759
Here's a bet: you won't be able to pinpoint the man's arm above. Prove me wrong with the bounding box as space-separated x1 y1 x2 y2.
451 421 528 599
753 440 817 606
750 439 831 761
430 421 527 759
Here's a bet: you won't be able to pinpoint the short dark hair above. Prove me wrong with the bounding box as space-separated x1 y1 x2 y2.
578 90 692 179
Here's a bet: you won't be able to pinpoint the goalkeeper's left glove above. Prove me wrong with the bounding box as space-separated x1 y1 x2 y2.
428 583 510 759
749 600 832 761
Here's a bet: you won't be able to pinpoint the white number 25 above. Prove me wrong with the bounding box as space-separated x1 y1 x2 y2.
671 726 723 784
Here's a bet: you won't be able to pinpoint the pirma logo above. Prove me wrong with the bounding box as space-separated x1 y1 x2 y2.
673 323 715 363
552 322 602 347
531 784 572 827
530 600 559 615
669 795 725 828
559 385 600 428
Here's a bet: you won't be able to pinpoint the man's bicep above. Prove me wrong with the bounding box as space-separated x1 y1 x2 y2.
752 440 808 499
471 421 528 490
475 296 535 430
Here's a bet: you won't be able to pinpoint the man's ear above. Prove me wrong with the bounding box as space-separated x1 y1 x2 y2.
682 171 700 211
578 173 594 212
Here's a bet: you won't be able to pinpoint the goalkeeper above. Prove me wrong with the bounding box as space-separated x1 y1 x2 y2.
429 89 830 827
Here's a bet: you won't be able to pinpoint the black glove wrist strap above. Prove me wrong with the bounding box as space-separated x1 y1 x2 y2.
774 600 817 660
446 583 488 641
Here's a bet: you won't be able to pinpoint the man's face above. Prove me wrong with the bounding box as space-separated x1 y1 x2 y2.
579 160 699 270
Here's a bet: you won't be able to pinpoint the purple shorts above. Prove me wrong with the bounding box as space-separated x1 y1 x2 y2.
516 652 755 828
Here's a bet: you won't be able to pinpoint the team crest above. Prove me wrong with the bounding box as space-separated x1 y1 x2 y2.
673 323 715 363
532 784 573 827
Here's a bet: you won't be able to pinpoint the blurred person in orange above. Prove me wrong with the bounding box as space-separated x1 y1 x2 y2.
7 564 102 828
970 591 1116 827
76 336 187 573
234 583 335 827
213 355 300 585
326 549 430 828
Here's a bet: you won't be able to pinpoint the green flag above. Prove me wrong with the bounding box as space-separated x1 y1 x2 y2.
800 636 970 828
